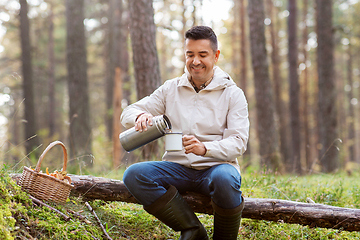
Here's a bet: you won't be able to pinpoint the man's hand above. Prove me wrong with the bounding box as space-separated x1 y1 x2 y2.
183 135 207 156
135 113 153 132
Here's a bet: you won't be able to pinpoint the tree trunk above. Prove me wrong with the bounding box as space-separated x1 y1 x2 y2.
112 68 123 169
239 0 251 163
19 0 40 157
336 55 347 167
47 2 56 138
192 0 197 26
158 1 171 81
105 0 115 141
301 0 312 172
69 175 360 232
8 92 22 166
316 0 338 172
11 173 360 231
128 0 162 160
106 0 125 140
242 197 360 232
232 0 240 83
198 0 204 25
120 9 130 105
309 0 320 173
181 0 186 65
66 0 92 169
346 43 355 163
240 0 248 95
288 0 302 174
248 0 281 171
266 0 292 170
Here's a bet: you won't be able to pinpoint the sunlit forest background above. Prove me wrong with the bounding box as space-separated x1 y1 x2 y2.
0 0 359 177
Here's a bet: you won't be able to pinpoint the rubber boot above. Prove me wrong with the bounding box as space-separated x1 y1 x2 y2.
212 196 245 240
144 185 209 240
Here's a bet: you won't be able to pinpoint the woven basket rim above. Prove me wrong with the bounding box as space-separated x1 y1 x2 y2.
23 166 74 189
35 140 68 172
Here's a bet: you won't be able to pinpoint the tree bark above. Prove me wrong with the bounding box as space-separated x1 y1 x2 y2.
301 0 312 172
19 0 40 157
181 0 186 65
346 43 355 163
47 2 56 138
288 0 302 174
128 0 161 101
106 0 125 140
66 0 92 168
120 7 130 105
232 0 239 83
248 0 281 171
192 0 197 26
242 197 360 232
112 68 123 169
239 0 251 163
8 92 21 165
316 0 338 172
105 0 115 141
128 0 162 160
240 0 248 95
266 0 292 170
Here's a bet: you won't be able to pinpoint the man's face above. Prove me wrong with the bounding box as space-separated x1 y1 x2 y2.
185 39 220 84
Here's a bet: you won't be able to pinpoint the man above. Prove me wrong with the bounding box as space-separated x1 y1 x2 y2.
121 26 249 240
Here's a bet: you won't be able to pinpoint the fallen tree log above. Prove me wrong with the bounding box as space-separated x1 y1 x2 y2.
11 174 360 231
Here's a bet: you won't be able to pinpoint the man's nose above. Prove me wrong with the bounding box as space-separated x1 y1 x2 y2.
193 56 201 65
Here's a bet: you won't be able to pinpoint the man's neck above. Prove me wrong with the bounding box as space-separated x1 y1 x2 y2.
189 76 214 92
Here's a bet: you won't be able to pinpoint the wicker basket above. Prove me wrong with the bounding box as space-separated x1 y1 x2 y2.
19 141 73 204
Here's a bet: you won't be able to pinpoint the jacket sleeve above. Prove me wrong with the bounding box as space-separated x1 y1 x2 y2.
203 88 250 161
120 83 168 129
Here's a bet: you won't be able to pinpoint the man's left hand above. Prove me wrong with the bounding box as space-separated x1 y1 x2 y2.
183 135 207 156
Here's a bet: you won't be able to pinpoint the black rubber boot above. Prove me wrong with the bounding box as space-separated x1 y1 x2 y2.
212 196 245 240
144 185 209 240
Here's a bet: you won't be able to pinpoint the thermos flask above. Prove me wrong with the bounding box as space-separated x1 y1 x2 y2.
119 115 172 152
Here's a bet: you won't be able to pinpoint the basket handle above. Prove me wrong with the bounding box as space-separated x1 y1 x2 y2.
35 141 68 172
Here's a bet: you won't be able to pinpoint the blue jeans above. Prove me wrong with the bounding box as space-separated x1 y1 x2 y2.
123 161 242 209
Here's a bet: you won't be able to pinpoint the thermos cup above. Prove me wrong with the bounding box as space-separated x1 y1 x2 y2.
119 115 171 152
165 133 183 151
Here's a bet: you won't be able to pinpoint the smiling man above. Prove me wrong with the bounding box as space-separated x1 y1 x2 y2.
121 26 249 240
185 37 220 90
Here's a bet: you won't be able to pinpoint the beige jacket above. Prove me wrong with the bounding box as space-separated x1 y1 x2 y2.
120 66 249 172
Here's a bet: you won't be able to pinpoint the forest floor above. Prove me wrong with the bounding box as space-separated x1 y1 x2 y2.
2 165 360 239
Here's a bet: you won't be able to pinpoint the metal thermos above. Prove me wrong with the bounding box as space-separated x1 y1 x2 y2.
119 115 172 152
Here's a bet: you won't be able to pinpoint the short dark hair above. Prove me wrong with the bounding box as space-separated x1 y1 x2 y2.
185 26 218 53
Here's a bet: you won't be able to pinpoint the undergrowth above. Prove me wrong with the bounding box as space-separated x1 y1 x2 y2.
1 164 360 239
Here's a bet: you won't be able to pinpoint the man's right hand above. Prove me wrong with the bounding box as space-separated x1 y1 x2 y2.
135 113 153 132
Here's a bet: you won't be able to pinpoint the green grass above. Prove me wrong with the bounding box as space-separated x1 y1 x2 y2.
2 164 360 239
242 170 360 208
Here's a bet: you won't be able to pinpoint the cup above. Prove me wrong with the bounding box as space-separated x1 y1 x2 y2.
165 133 183 151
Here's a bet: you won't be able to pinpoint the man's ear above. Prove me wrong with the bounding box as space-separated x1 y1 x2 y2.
215 50 220 63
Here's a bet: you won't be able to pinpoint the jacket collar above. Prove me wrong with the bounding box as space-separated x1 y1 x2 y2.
178 66 236 91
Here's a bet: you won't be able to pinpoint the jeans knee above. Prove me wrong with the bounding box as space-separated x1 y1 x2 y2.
212 175 241 193
211 165 241 189
123 163 143 188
